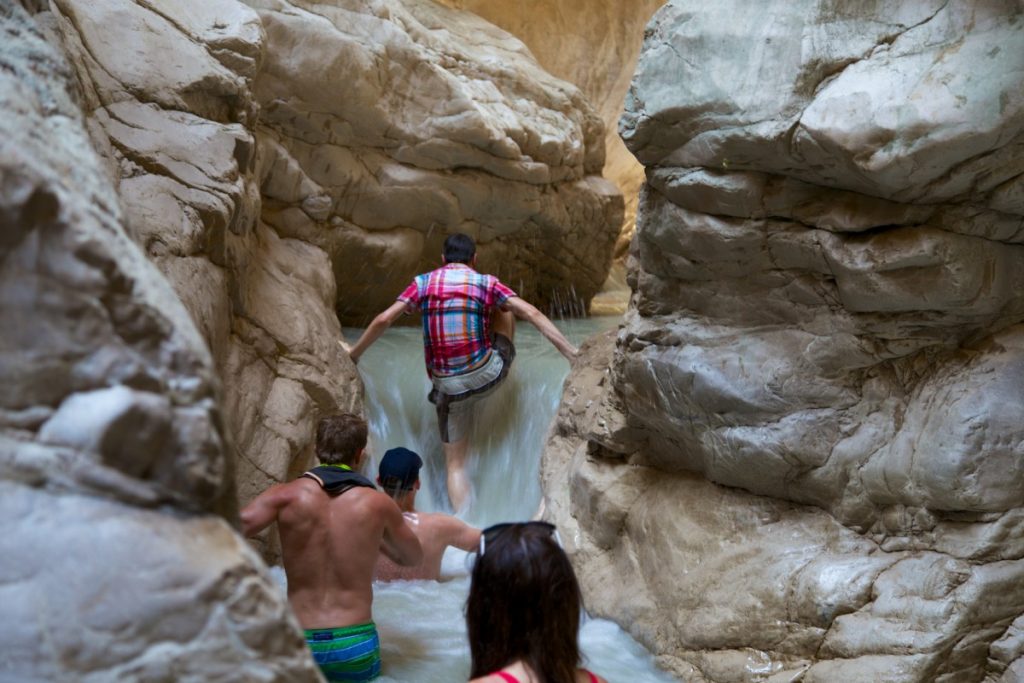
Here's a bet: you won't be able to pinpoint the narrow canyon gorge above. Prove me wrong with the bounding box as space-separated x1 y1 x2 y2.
2 0 1022 681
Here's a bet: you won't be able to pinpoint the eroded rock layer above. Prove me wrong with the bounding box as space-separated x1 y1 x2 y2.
3 0 625 673
247 0 622 322
0 2 319 678
433 0 666 261
543 2 1024 681
40 0 364 561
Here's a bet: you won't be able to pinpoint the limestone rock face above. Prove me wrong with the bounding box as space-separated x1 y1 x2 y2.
44 0 363 532
246 0 623 322
543 2 1024 681
0 2 320 678
433 0 666 260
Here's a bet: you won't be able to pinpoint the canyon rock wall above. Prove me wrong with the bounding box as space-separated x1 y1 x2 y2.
42 0 363 561
433 0 666 262
2 0 624 673
543 1 1024 681
247 0 622 323
25 0 619 556
0 1 321 678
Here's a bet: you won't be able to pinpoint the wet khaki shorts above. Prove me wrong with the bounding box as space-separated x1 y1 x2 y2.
428 334 515 443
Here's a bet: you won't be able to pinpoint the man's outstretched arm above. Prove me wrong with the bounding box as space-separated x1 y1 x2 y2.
504 297 578 361
340 300 407 363
378 496 424 567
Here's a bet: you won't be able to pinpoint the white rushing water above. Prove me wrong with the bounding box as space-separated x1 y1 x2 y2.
277 317 678 683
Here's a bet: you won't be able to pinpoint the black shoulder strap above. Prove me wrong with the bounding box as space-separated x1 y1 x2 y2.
302 466 377 496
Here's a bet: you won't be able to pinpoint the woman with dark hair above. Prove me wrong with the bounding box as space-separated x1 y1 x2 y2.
466 522 608 683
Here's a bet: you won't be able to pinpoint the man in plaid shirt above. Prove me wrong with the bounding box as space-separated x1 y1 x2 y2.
344 234 578 511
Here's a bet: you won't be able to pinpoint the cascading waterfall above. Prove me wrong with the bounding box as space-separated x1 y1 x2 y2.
332 317 678 683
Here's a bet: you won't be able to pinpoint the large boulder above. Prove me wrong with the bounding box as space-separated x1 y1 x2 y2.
543 1 1024 681
0 1 320 678
246 0 623 323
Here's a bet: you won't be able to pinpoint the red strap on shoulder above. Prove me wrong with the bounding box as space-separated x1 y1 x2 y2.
494 673 519 683
587 671 599 683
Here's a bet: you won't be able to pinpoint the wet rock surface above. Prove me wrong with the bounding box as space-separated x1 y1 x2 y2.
543 2 1024 681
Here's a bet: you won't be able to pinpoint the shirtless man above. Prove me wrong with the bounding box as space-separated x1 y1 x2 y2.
373 446 481 582
241 414 422 682
343 233 578 512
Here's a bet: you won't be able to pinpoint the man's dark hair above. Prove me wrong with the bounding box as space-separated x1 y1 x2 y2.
315 414 368 466
466 524 582 682
443 233 476 265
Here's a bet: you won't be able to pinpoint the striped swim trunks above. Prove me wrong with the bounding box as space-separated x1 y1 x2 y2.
304 622 382 682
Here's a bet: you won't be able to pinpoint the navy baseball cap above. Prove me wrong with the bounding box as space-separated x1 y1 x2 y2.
378 447 423 490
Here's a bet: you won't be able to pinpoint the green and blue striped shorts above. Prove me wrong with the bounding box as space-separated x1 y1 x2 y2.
305 622 382 682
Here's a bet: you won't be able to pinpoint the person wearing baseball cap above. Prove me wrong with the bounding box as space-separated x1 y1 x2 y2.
375 446 481 582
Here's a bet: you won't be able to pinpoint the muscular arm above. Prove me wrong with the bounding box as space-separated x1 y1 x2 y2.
378 496 424 567
341 300 408 363
239 485 290 537
504 297 578 361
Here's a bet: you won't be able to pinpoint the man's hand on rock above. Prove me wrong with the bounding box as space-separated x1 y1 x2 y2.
338 338 358 364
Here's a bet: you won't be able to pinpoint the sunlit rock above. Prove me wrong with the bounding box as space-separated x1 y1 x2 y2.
246 0 623 322
433 0 666 263
544 1 1024 680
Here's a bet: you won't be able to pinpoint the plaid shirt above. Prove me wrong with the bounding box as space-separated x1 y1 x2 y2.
398 263 517 377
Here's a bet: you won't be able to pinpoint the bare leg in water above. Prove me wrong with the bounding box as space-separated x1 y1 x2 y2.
443 437 471 513
442 307 516 513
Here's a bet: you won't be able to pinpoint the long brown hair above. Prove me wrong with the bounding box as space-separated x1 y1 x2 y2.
466 523 582 682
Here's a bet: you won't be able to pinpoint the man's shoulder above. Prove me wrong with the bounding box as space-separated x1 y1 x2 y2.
418 511 471 534
415 511 451 527
331 486 397 516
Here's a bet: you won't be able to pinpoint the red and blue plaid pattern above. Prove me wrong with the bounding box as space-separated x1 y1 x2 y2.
398 263 516 377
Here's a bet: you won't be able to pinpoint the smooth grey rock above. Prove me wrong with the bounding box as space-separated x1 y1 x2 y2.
0 481 320 682
623 0 1024 207
542 1 1024 681
39 386 173 478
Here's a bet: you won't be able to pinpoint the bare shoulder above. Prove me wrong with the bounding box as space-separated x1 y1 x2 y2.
417 512 457 528
259 478 311 504
345 487 402 517
417 512 465 529
339 489 395 509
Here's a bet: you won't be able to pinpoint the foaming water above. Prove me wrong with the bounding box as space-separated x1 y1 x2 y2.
313 318 678 683
348 318 618 528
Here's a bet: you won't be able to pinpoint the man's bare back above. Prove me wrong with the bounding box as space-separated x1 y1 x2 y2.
242 413 422 681
375 511 480 582
243 477 421 628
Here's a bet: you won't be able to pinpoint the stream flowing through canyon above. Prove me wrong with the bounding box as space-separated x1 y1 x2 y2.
278 317 678 682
